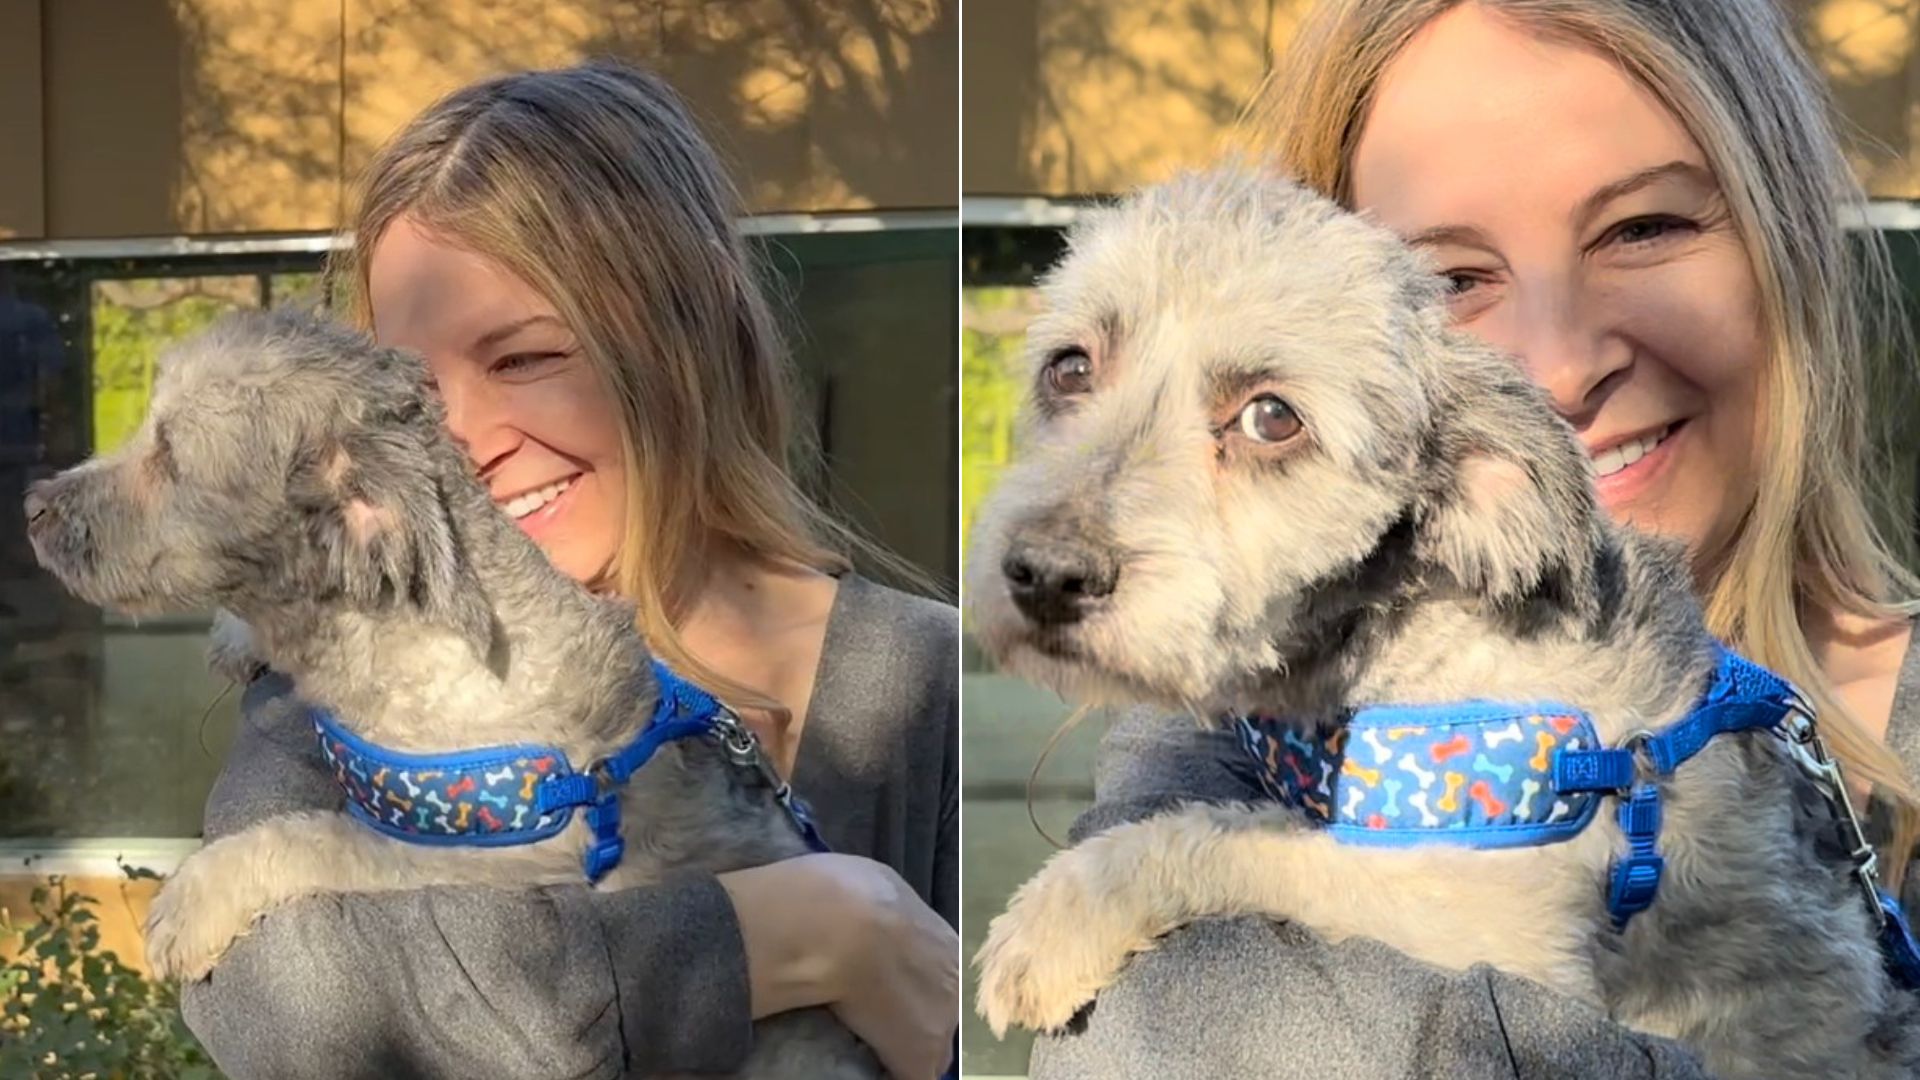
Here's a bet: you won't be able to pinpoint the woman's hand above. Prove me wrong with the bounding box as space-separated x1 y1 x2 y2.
719 853 959 1080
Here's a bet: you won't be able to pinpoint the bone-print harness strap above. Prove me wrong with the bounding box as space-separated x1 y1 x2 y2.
313 658 830 882
1237 644 1920 988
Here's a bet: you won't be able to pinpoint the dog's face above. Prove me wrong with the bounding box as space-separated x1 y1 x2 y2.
25 309 490 651
967 168 1600 712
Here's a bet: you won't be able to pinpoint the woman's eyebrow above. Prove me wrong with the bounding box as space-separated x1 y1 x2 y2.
1404 223 1499 256
470 314 565 353
1575 160 1718 227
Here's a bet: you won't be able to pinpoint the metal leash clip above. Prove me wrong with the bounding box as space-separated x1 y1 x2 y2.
1777 698 1886 927
710 707 794 800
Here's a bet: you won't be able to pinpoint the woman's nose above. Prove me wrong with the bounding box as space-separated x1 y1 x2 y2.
1502 287 1632 424
434 373 515 475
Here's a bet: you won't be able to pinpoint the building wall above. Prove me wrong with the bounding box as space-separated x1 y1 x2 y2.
0 0 957 241
962 0 1920 199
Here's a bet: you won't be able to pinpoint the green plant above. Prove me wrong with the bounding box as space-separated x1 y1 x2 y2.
0 866 223 1079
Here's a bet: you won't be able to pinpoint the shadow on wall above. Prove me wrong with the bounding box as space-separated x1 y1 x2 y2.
962 0 1920 199
1797 0 1920 200
963 0 1309 196
41 0 957 240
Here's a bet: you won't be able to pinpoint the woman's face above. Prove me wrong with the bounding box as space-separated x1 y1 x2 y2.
368 215 626 587
1350 3 1765 568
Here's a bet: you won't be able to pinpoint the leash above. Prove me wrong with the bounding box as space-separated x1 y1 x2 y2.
1238 644 1920 987
313 659 830 882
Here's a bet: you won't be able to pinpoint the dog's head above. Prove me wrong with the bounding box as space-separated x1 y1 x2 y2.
25 308 492 658
966 167 1604 712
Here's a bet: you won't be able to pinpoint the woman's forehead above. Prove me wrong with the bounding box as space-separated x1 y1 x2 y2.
367 216 562 355
1351 6 1706 232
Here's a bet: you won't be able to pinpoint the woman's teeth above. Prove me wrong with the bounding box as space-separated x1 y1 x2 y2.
1592 427 1670 479
502 478 573 519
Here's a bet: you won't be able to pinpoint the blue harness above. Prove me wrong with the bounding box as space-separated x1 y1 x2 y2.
314 659 830 882
1238 644 1920 988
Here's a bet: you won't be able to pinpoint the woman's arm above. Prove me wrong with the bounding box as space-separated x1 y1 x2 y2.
1025 710 1715 1080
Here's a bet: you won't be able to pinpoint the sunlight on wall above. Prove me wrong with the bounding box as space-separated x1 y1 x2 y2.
969 0 1920 199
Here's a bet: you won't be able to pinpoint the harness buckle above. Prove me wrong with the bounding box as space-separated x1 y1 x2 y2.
588 759 620 796
1615 729 1660 793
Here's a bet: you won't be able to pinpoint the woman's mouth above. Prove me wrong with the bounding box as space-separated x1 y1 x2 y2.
498 473 583 538
1590 421 1684 507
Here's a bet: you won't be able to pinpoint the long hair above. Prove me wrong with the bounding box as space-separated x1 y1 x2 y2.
1241 0 1920 873
329 60 911 714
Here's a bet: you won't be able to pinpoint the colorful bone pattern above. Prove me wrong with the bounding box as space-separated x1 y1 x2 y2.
317 720 563 839
1238 712 1592 832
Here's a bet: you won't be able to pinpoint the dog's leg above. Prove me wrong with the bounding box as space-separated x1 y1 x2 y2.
974 801 1603 1035
145 811 577 981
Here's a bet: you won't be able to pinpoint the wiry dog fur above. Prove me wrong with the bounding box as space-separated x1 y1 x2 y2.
966 167 1920 1079
25 308 879 1080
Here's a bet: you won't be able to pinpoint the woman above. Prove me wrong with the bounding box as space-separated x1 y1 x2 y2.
1030 1 1920 1076
179 62 959 1080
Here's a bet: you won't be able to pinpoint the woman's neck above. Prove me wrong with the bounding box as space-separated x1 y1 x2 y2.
1802 599 1913 745
676 537 841 775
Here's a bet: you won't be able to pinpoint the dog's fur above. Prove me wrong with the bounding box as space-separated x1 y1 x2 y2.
966 167 1920 1078
25 308 878 1079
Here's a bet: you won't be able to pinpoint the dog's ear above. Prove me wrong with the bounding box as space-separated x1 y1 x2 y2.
1414 346 1602 614
291 422 496 664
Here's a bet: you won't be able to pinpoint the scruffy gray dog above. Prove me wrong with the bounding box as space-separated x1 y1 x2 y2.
25 308 878 1079
967 167 1920 1079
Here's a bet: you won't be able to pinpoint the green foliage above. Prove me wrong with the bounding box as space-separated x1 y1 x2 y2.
0 868 223 1080
92 287 252 456
960 287 1038 560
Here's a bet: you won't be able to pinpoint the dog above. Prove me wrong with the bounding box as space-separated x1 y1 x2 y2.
965 166 1920 1079
24 307 879 1079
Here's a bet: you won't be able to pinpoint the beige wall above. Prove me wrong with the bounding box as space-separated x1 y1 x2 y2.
0 0 956 240
963 0 1920 200
0 0 45 241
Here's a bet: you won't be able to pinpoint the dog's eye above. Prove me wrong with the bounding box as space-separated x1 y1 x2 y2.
1042 348 1094 396
1236 395 1302 444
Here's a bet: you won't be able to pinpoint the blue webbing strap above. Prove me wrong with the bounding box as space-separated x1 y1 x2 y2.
1552 648 1799 929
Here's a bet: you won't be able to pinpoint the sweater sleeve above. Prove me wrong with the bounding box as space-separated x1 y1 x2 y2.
179 675 755 1079
1026 710 1713 1080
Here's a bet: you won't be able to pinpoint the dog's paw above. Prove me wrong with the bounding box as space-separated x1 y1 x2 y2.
143 847 265 982
973 848 1146 1037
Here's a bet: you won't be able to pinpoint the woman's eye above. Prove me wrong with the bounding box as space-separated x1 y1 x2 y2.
491 352 561 376
1608 215 1693 246
1236 395 1303 445
1441 271 1482 296
1042 347 1095 396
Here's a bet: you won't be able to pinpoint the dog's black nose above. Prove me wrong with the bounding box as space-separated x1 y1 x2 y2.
1002 539 1118 626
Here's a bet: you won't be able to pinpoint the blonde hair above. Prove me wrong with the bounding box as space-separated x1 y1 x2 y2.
329 60 905 712
1242 0 1920 871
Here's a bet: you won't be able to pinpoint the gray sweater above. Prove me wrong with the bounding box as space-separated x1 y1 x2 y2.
180 575 958 1079
1027 634 1920 1080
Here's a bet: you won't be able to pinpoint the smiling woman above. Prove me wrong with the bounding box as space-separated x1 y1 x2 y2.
169 59 959 1080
